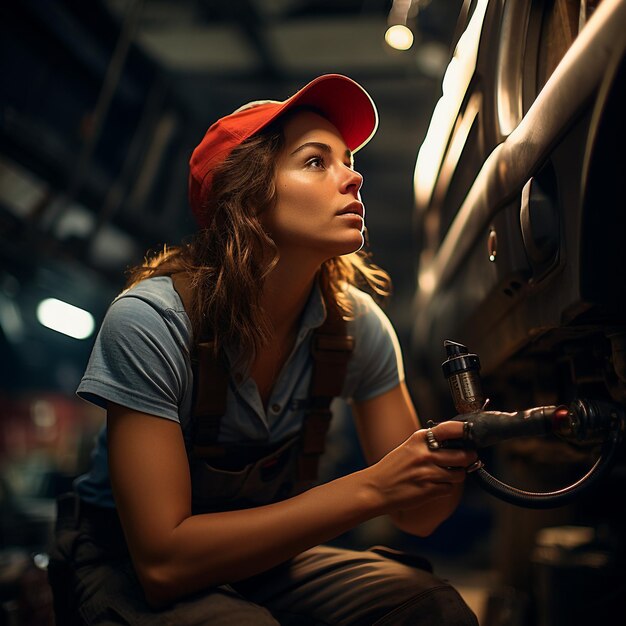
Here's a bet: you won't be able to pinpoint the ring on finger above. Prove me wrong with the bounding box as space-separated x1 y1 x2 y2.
425 428 440 451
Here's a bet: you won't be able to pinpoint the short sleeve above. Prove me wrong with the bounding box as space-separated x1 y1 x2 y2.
77 295 190 422
343 291 405 402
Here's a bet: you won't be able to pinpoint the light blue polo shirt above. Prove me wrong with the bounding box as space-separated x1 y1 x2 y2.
74 276 404 507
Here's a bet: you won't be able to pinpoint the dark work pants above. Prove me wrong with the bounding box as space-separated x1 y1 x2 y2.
48 494 478 626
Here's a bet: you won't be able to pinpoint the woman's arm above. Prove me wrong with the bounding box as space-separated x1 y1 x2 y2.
108 402 376 606
352 382 478 536
108 397 474 607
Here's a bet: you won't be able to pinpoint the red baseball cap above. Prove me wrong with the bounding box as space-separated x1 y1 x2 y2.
188 74 379 228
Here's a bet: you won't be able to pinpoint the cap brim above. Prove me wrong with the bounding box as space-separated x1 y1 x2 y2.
250 74 379 153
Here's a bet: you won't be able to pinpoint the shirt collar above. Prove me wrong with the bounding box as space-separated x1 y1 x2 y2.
300 278 327 332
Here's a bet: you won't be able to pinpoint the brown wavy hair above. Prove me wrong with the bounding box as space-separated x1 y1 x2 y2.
126 115 391 362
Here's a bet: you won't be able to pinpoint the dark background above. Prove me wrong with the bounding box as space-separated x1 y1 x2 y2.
6 1 621 624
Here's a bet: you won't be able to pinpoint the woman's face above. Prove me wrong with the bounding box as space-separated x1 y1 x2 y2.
261 110 365 262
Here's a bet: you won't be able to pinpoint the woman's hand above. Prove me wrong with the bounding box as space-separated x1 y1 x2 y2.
352 383 479 536
364 420 479 515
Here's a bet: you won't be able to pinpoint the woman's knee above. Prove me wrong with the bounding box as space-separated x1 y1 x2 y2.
361 551 478 626
262 545 478 626
371 583 479 626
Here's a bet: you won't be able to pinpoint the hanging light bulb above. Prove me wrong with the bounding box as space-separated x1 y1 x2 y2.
385 0 419 51
385 24 414 51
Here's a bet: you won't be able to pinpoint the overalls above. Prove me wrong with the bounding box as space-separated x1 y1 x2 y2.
47 275 478 625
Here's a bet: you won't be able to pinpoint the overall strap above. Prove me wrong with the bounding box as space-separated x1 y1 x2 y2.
173 272 354 480
298 283 354 483
171 272 229 459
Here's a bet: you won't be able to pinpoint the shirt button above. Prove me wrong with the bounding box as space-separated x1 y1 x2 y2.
271 403 281 413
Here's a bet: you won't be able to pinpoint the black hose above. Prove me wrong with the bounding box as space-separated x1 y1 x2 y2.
440 340 625 508
472 423 622 508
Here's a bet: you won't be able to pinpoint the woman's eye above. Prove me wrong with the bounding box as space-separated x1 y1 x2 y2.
306 156 325 169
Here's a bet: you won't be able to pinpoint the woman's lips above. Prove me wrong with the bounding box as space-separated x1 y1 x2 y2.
337 201 364 218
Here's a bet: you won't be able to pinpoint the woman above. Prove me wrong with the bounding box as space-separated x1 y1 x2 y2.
49 74 479 625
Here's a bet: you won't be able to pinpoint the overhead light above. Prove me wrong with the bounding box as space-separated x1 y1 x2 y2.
385 0 419 51
36 298 95 340
385 24 414 51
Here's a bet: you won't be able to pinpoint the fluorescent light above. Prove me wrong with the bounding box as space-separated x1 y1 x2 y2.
385 24 414 51
36 298 95 340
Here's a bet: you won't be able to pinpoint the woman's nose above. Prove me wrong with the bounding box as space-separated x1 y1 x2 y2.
341 167 363 195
